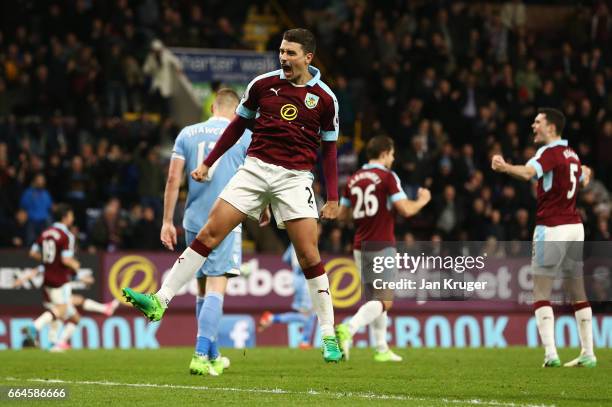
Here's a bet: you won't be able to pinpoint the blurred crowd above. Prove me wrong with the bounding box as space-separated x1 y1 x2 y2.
0 0 250 251
1 0 611 254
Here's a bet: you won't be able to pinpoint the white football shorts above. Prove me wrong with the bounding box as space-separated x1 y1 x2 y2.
219 156 318 229
43 283 77 318
531 223 584 278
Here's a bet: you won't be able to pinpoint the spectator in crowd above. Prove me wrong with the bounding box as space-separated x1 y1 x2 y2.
136 146 165 217
19 173 53 245
0 208 28 248
89 197 127 252
132 205 161 250
142 39 182 117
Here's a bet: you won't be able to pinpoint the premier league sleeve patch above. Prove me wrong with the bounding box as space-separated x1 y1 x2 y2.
304 92 319 109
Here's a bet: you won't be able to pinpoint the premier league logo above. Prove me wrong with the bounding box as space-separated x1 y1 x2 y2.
304 93 319 109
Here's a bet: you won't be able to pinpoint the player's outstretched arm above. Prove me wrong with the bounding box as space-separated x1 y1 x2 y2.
13 267 40 288
394 187 431 218
161 158 184 250
491 154 536 181
204 116 248 167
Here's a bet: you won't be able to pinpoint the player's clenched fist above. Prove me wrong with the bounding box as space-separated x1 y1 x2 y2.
320 200 339 220
416 187 431 204
191 163 210 182
491 154 506 172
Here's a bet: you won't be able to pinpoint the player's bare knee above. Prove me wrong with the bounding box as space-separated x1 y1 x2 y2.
296 252 320 269
293 245 321 269
69 313 80 324
383 300 393 311
196 226 220 248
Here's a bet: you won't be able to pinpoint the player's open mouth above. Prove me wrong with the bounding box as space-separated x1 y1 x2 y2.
281 64 292 75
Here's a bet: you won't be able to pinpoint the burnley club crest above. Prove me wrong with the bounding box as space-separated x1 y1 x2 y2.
304 93 319 109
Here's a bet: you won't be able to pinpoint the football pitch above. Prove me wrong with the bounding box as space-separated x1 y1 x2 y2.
1 347 610 406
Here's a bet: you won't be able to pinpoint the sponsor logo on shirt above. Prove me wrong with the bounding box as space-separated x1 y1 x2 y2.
280 104 298 121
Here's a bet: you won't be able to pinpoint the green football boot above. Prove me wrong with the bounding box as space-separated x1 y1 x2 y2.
210 356 225 375
122 288 166 322
335 323 352 361
542 357 562 367
322 336 343 363
373 349 403 362
563 354 597 368
189 354 218 376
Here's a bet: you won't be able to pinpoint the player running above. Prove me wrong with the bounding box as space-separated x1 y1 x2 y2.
258 244 317 349
123 28 343 362
24 204 82 351
15 266 118 348
335 136 431 361
492 107 596 368
157 89 250 376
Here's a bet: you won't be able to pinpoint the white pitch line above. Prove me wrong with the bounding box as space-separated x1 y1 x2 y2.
2 377 555 407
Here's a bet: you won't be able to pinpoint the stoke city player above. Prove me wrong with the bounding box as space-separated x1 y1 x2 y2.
156 89 250 376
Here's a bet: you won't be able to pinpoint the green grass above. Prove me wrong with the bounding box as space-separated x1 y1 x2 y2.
0 347 610 406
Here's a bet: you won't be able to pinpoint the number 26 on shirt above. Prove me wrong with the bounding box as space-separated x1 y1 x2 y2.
351 184 379 219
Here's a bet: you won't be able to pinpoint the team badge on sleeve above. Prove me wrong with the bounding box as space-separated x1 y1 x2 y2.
304 93 319 109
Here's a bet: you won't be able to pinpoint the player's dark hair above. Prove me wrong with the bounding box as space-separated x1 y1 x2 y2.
283 28 316 54
538 107 566 136
53 203 73 222
366 136 395 160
